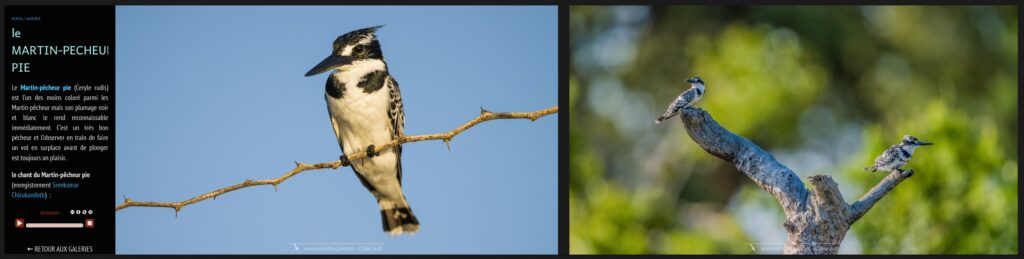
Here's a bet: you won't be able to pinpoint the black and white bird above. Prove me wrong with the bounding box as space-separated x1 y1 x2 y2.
305 26 419 235
655 76 706 124
865 135 933 173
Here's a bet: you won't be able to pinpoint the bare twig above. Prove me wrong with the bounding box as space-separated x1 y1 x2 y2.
116 106 558 214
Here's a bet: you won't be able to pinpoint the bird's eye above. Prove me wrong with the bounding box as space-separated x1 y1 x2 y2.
354 45 365 54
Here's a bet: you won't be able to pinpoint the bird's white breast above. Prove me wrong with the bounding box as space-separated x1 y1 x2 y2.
326 59 398 183
901 145 916 156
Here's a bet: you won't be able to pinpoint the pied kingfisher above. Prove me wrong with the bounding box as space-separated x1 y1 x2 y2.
304 25 419 235
865 135 933 174
655 76 706 124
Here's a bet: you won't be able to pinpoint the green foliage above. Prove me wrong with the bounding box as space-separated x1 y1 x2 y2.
681 24 827 141
571 5 1017 254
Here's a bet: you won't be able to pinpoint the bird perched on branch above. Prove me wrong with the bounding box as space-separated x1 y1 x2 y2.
865 135 933 174
655 76 706 124
305 25 419 235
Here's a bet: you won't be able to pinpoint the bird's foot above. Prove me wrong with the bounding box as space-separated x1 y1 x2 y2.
903 169 914 177
339 155 351 167
366 144 379 158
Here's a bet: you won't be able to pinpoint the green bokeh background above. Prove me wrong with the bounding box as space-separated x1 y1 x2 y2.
569 6 1017 254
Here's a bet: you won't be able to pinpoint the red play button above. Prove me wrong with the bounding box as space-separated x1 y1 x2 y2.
15 218 24 228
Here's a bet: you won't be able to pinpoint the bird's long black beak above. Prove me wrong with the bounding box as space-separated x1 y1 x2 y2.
917 141 934 146
305 55 354 77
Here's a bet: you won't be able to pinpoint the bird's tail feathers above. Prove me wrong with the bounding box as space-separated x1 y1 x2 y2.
381 207 419 236
655 112 677 124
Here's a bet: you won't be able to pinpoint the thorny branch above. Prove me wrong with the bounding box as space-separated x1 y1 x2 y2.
115 106 558 215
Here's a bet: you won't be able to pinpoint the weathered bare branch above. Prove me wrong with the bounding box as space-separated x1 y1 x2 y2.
788 175 850 254
848 169 913 224
678 108 808 214
116 106 558 214
674 108 913 254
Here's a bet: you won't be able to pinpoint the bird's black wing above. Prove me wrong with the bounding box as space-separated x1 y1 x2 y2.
874 144 900 167
386 75 405 184
677 88 697 109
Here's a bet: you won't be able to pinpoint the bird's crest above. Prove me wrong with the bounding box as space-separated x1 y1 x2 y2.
334 25 384 46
